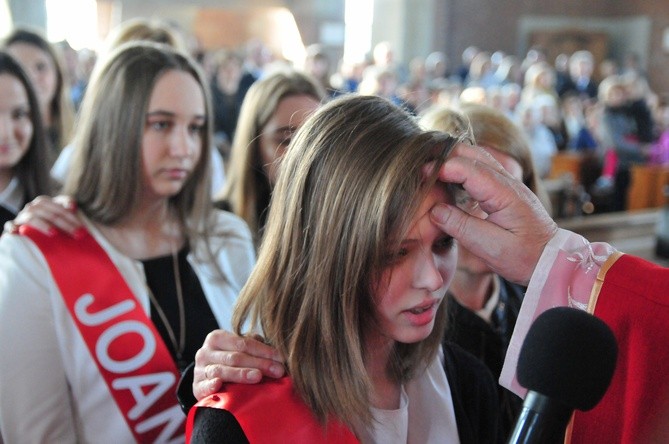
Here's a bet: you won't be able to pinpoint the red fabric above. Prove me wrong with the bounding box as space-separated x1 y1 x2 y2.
602 149 618 178
21 226 185 443
571 254 669 443
186 377 359 443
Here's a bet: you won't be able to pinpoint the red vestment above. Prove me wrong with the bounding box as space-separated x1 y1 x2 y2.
570 254 669 443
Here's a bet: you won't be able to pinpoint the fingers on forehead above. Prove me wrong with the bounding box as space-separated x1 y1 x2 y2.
452 144 506 171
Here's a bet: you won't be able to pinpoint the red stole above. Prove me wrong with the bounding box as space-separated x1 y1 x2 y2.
21 226 185 443
186 377 359 443
569 254 669 443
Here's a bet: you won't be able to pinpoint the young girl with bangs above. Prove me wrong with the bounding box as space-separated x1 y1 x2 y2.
187 95 501 443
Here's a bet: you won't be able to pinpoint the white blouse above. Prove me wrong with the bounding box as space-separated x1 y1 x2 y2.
356 347 461 443
0 176 23 214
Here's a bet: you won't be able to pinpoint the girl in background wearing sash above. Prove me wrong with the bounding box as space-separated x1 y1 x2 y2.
0 51 52 228
0 42 255 443
187 95 501 443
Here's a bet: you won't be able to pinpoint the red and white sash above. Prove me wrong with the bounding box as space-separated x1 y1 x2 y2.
22 226 185 443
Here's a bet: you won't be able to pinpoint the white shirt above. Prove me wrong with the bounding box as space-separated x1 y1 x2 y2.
356 348 461 444
475 274 501 323
0 176 23 215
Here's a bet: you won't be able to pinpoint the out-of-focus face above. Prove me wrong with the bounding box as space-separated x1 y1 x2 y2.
7 43 57 117
455 147 522 275
216 58 242 92
141 70 205 201
371 185 457 346
258 93 320 185
571 58 593 79
0 73 33 181
605 85 627 108
305 56 329 79
537 70 555 90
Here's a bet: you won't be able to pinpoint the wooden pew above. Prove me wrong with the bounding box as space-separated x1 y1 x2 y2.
627 164 669 210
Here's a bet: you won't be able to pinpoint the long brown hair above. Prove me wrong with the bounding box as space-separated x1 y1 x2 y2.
64 41 213 240
220 69 325 241
0 51 52 200
4 28 74 152
232 95 459 428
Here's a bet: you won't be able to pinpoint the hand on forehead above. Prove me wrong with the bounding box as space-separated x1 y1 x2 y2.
423 143 514 215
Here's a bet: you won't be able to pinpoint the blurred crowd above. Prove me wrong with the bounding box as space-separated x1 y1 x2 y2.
4 18 669 222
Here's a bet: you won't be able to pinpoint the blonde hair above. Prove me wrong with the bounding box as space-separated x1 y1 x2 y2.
232 94 459 429
103 18 189 56
597 75 626 104
220 69 326 241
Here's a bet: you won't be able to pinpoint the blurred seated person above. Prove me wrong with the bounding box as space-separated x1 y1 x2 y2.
598 75 649 211
302 44 339 98
557 50 598 101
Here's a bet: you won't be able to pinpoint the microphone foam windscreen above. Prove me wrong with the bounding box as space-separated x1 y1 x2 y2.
517 306 618 411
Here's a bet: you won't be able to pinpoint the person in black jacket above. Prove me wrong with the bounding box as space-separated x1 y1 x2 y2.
183 95 502 443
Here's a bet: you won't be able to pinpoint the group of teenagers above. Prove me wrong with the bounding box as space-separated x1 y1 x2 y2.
1 19 668 444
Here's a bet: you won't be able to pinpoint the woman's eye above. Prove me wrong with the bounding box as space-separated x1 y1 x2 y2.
150 121 170 131
385 247 410 264
189 123 205 135
12 108 30 120
433 236 454 253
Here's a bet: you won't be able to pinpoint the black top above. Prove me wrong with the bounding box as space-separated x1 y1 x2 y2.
444 278 525 438
142 246 219 373
0 205 17 230
185 343 502 444
211 71 256 143
557 77 598 100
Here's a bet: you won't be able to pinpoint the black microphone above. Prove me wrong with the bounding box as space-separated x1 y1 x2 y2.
507 307 618 444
